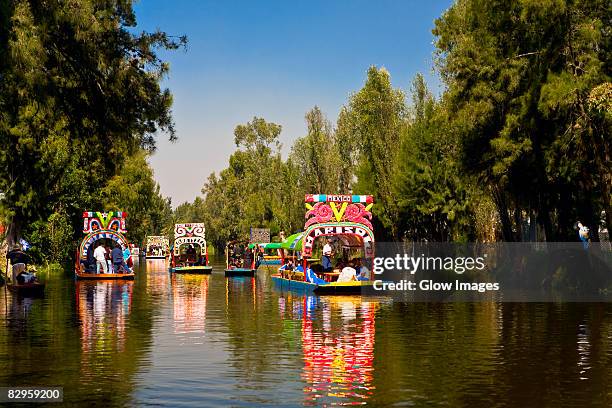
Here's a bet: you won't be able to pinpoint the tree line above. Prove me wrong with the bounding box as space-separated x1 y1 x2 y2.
176 0 611 247
1 0 610 264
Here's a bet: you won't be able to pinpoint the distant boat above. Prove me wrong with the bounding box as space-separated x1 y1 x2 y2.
169 223 213 274
225 240 256 277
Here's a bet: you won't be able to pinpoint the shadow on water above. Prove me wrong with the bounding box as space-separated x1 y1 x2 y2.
0 257 612 406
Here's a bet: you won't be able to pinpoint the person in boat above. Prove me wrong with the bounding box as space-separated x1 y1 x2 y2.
105 244 113 272
355 258 370 281
111 243 130 274
16 268 37 284
278 259 294 278
7 244 30 283
337 264 357 283
186 244 197 265
123 246 133 268
322 238 333 272
93 242 108 274
244 248 254 269
296 259 327 285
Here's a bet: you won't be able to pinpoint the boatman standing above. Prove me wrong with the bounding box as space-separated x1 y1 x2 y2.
322 238 333 272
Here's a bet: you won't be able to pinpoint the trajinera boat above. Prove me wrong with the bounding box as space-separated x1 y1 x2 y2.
169 223 213 274
75 211 135 280
146 235 170 259
225 240 256 276
271 194 375 294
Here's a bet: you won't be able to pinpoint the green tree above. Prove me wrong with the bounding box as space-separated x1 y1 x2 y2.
344 66 407 238
0 0 185 250
433 0 611 241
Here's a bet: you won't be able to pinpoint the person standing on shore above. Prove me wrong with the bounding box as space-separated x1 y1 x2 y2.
577 221 590 249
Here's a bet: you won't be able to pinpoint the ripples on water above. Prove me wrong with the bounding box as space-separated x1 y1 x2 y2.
0 259 611 407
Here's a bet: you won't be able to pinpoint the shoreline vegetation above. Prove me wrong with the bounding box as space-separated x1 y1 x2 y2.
0 0 610 267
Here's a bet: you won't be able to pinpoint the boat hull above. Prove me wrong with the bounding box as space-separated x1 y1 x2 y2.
170 266 212 274
259 259 282 266
75 272 135 280
225 268 256 277
7 282 45 296
271 275 373 294
146 255 167 260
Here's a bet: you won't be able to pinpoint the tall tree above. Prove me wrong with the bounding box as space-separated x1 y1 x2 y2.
344 66 407 238
290 106 340 194
0 0 185 247
433 0 611 241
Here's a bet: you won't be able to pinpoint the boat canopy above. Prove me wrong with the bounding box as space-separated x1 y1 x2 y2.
248 242 283 250
280 232 304 251
301 194 375 259
79 211 129 258
173 223 207 256
147 235 169 249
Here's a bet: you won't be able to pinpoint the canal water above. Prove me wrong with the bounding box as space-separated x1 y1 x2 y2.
0 258 611 407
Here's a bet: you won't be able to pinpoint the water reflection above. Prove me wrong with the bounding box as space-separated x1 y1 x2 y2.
278 294 377 405
146 259 170 299
76 281 133 357
171 274 209 338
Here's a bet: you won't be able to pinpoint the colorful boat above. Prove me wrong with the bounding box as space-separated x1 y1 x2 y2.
145 235 170 259
169 223 213 274
224 240 256 276
75 211 135 280
249 242 283 266
271 194 375 294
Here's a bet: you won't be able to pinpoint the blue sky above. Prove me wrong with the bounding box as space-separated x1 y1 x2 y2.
134 0 453 206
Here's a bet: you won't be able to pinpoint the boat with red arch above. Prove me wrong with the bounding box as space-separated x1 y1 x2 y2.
271 194 376 294
75 211 135 280
169 223 213 274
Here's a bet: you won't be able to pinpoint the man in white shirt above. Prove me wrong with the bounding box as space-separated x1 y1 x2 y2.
93 243 108 274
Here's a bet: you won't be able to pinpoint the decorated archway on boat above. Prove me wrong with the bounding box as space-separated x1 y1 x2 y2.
173 223 207 256
302 194 375 259
75 211 134 279
79 212 129 258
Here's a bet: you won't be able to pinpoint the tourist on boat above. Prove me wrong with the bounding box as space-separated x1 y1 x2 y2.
244 248 253 269
105 244 113 272
186 244 197 264
355 259 370 281
123 246 133 268
93 243 108 274
7 244 29 283
111 244 130 273
296 259 327 285
322 238 333 272
337 265 357 282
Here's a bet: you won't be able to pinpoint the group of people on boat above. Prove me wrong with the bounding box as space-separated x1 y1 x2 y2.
227 243 254 269
85 241 133 274
279 238 371 285
147 245 166 256
6 244 38 284
173 244 207 267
